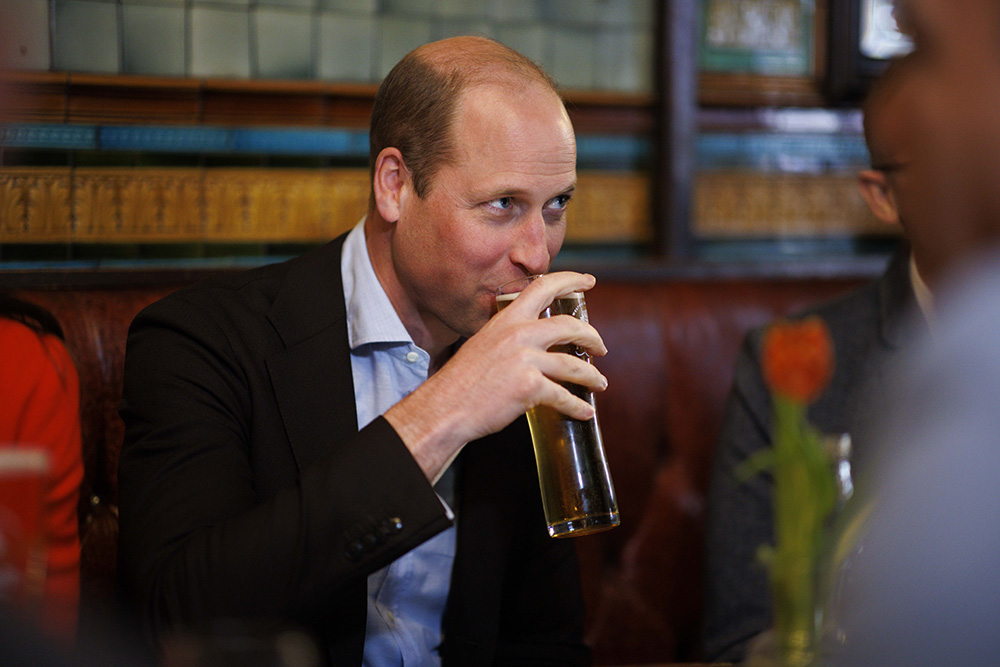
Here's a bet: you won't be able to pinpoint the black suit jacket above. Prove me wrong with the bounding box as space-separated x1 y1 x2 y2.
117 236 590 665
702 247 924 662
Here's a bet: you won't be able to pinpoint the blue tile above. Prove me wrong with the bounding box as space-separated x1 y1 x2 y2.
697 133 870 172
98 126 231 152
229 127 369 155
576 135 651 169
53 0 119 73
1 124 97 150
122 3 186 76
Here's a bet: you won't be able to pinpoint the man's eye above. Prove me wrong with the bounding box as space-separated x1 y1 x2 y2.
548 194 571 210
487 196 514 211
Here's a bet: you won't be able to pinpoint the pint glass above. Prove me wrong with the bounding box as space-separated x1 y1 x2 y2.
0 448 49 609
496 276 619 538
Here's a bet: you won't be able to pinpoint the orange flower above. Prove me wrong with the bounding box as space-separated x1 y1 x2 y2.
762 316 834 404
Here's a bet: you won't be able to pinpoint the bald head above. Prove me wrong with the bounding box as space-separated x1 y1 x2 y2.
368 37 564 206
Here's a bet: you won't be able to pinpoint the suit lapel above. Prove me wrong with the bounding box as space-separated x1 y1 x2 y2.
879 244 925 350
265 236 359 472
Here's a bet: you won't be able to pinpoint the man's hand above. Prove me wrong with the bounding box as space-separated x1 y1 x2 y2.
384 272 608 482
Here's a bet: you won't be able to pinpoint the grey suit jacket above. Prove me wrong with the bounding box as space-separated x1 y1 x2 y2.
117 235 589 666
702 247 922 662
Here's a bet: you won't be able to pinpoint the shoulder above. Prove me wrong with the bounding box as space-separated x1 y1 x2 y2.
0 320 78 419
140 238 347 329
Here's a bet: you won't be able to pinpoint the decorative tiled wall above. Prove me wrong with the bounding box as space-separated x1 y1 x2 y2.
0 167 651 244
2 0 655 94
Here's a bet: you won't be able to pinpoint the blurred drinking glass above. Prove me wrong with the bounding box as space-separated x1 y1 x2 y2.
0 447 49 615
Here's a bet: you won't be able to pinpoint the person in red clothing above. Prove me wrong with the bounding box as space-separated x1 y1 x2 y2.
0 294 83 642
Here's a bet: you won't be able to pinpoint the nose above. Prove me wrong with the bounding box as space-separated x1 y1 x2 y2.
509 213 552 276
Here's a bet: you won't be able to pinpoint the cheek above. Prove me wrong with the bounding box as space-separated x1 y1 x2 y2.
547 224 566 257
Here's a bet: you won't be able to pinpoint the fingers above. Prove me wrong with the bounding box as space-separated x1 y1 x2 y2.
531 346 608 393
529 354 605 421
509 314 606 360
499 271 596 318
538 381 598 422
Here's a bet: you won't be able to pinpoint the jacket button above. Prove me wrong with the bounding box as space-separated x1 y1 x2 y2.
380 517 403 536
344 541 365 561
363 532 381 550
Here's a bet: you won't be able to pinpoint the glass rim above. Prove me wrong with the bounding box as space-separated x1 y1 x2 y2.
495 274 542 297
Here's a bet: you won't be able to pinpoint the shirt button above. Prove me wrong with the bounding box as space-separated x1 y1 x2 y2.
405 351 419 363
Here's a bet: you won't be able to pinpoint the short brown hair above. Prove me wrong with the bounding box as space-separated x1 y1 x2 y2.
368 37 560 207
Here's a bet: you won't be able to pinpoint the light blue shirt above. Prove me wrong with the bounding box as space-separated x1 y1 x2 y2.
341 220 457 667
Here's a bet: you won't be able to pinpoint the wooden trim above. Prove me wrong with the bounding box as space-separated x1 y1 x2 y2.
654 0 698 259
0 167 651 244
0 253 889 289
0 70 656 133
698 71 824 108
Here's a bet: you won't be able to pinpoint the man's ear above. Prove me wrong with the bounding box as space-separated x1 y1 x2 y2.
373 147 408 223
858 169 901 226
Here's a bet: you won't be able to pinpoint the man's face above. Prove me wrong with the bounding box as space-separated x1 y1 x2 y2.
865 65 948 283
390 82 577 339
892 0 1000 285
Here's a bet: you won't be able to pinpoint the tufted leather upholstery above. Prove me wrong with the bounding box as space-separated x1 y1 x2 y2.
13 271 865 664
576 278 868 663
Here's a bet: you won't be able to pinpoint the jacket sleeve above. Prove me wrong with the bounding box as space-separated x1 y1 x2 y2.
117 291 452 646
702 330 775 663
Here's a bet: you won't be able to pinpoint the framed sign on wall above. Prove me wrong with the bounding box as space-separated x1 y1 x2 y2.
698 0 826 107
827 0 914 103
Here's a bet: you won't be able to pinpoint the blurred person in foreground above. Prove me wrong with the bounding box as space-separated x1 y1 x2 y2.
822 0 1000 664
701 51 951 662
117 36 603 666
0 294 83 643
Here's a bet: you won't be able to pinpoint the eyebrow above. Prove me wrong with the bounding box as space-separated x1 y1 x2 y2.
475 182 577 201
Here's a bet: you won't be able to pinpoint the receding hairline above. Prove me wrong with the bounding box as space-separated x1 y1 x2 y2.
410 36 561 98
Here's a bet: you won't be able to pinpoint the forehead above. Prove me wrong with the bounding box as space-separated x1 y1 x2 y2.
450 82 576 168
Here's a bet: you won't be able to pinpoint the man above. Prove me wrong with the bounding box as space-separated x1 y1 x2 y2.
117 36 605 666
701 55 936 662
823 0 1000 664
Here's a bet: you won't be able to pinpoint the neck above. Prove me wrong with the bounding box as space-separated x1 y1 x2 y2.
909 253 937 333
364 215 459 370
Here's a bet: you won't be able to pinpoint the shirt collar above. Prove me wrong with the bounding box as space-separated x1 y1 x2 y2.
910 253 937 334
341 219 413 351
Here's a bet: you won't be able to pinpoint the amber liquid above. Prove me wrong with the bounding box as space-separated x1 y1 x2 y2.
496 292 619 537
